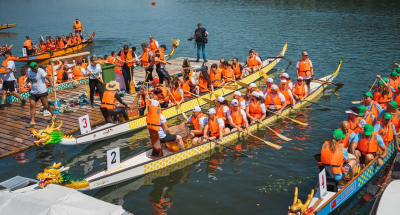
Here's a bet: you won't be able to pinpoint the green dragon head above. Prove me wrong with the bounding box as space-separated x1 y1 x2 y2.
37 162 89 189
31 121 64 146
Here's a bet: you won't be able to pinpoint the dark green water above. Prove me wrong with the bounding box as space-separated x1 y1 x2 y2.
1 0 400 214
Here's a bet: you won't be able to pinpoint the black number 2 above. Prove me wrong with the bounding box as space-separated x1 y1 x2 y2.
111 151 117 164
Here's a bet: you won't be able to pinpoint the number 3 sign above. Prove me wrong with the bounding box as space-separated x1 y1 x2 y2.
79 115 91 134
107 147 120 171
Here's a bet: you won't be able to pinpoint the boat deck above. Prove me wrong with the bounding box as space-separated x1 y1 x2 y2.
0 57 219 159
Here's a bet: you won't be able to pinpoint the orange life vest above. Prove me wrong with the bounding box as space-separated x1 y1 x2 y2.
191 113 205 134
320 141 345 175
39 43 46 51
74 21 82 31
18 75 30 93
199 77 209 93
107 56 116 64
56 68 65 83
171 87 182 103
389 77 399 91
342 131 351 149
210 71 222 86
0 58 10 73
376 121 394 145
348 117 363 134
146 105 161 131
265 93 283 110
373 89 392 108
363 111 375 125
280 85 292 105
46 65 53 76
114 65 123 76
357 131 379 155
23 39 32 50
293 82 306 99
390 111 400 132
101 90 117 110
181 80 191 97
362 101 379 118
247 56 260 69
149 40 158 51
208 117 223 138
155 85 169 103
66 39 72 47
298 59 311 77
216 103 228 121
154 49 165 65
73 66 83 80
232 63 242 79
56 40 65 49
141 51 150 66
249 100 263 118
222 67 234 82
76 35 82 43
119 49 134 67
71 37 78 45
230 108 244 127
394 92 400 107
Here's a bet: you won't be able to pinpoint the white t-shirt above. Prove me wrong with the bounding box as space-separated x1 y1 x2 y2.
239 99 246 110
287 82 293 90
158 114 167 139
3 60 16 81
296 60 313 79
28 68 48 94
227 109 247 126
187 115 208 127
265 92 286 110
87 64 102 80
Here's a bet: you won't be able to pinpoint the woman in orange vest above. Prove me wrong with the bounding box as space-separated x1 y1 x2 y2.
296 51 314 95
97 57 105 65
182 106 208 145
351 124 388 166
222 61 234 82
320 129 356 181
181 75 196 98
280 72 293 90
373 76 394 109
232 57 243 80
203 108 227 141
73 60 86 80
246 91 266 125
280 80 296 107
24 36 34 56
198 69 212 94
117 45 135 93
346 107 366 134
38 41 47 53
227 99 250 135
388 71 399 91
215 96 230 124
18 70 30 93
55 36 65 49
265 85 287 114
292 77 307 101
169 81 183 106
100 81 129 123
151 78 170 108
209 64 223 87
373 112 398 146
56 65 69 83
244 50 262 75
73 19 84 35
149 36 159 51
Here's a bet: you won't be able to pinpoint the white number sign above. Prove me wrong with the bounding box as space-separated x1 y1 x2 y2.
319 168 327 198
107 147 120 171
22 48 27 57
79 115 91 134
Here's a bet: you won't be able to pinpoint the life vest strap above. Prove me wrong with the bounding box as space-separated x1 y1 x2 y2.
147 123 161 127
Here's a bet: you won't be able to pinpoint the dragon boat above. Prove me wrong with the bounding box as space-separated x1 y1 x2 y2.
31 43 288 147
0 23 17 30
34 57 342 191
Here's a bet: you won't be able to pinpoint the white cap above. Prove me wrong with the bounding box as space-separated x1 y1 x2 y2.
249 83 257 88
297 76 303 80
207 108 216 114
252 91 260 97
281 79 287 83
217 96 225 103
234 91 241 96
271 85 278 90
231 99 239 106
193 106 201 112
345 110 358 115
150 100 159 107
267 78 274 83
281 73 289 78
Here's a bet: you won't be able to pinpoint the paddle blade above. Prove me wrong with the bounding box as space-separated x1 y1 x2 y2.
236 81 248 88
351 101 361 104
223 85 238 90
259 70 269 80
202 98 217 106
130 83 136 94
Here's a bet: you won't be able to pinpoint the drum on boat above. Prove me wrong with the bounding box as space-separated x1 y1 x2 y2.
165 124 192 152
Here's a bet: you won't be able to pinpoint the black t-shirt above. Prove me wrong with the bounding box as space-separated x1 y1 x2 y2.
194 28 207 43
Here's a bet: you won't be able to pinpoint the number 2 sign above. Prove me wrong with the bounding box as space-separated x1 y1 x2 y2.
107 147 120 171
79 115 91 134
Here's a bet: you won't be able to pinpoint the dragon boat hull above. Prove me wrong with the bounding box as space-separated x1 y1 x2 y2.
0 23 17 30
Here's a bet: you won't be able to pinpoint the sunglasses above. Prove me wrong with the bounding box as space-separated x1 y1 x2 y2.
303 55 308 57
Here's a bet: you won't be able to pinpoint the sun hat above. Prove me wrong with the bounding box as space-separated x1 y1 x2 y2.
233 91 241 96
217 96 225 103
231 99 239 106
252 91 260 97
267 78 274 83
249 83 257 88
271 85 278 91
106 81 120 91
281 73 289 78
193 106 202 112
207 108 216 114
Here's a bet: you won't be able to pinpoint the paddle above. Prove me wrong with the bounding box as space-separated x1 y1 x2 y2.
351 78 377 104
130 66 135 94
302 99 332 110
260 121 291 141
198 84 220 97
312 79 344 87
265 109 308 126
236 81 249 88
166 88 188 120
222 85 238 90
202 97 217 106
210 138 252 157
267 56 293 63
248 133 282 149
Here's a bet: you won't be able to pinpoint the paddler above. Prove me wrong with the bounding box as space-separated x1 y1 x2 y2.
232 57 243 80
292 77 307 101
377 101 400 132
358 105 376 125
246 83 263 99
244 50 262 75
280 73 293 90
149 36 159 51
222 61 234 82
263 78 274 95
374 112 399 147
279 79 296 108
198 68 212 94
23 36 34 56
17 70 30 93
219 58 224 69
203 108 226 141
216 96 230 124
73 60 86 80
393 84 400 105
168 81 184 107
346 107 366 134
227 99 250 135
146 100 163 157
372 75 394 109
107 51 117 64
296 51 314 95
141 43 154 83
182 106 208 145
265 85 287 114
360 92 383 118
320 129 356 181
154 44 172 85
100 81 129 123
233 91 246 110
350 124 388 166
246 91 266 124
209 64 223 87
0 51 26 110
25 62 57 127
182 75 197 98
87 56 104 107
339 121 357 149
117 45 135 93
388 71 399 91
72 18 84 35
151 78 170 108
39 40 47 52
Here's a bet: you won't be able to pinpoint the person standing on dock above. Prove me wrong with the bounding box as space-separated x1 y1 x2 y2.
296 51 314 95
0 51 26 110
25 62 56 127
73 18 84 36
192 23 208 62
154 45 171 85
141 43 154 83
87 56 104 107
117 45 135 93
149 36 159 52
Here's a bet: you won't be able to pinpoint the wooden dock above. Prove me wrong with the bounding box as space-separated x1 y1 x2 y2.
0 57 219 159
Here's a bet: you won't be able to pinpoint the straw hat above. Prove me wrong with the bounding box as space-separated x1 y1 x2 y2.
106 81 120 91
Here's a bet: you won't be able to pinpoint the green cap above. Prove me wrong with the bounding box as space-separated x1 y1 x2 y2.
29 62 38 68
383 77 389 82
378 80 384 86
396 67 400 73
364 92 373 98
383 112 392 120
358 105 366 116
389 101 398 109
364 124 374 136
392 71 399 77
333 129 346 140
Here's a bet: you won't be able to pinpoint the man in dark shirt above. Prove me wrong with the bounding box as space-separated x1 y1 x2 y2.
100 81 130 123
193 23 209 62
